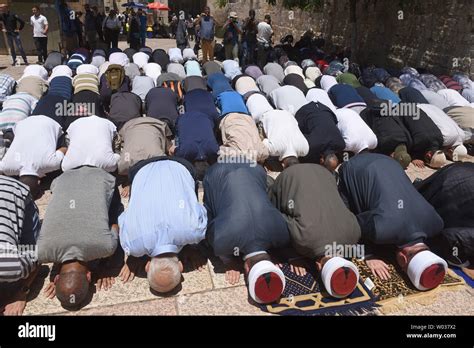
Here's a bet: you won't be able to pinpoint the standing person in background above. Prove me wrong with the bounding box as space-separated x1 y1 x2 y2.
170 14 177 39
95 7 105 43
137 8 147 47
30 6 48 64
0 4 28 66
193 15 201 55
128 10 141 50
103 10 121 49
256 14 273 69
186 15 195 41
74 11 84 47
242 10 257 66
195 6 215 63
56 0 77 55
84 4 97 50
175 10 188 51
222 12 241 62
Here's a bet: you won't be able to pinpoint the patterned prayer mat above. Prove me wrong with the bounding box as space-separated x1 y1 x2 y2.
260 263 378 316
352 259 466 313
452 267 474 288
260 259 466 316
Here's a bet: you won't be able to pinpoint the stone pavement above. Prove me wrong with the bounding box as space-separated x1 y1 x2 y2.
2 38 473 315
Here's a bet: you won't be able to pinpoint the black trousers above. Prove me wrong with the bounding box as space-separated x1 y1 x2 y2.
33 37 48 63
104 28 119 49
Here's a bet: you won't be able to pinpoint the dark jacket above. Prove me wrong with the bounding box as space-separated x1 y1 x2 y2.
0 12 25 33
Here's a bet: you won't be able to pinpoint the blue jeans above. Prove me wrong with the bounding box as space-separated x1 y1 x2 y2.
6 32 27 64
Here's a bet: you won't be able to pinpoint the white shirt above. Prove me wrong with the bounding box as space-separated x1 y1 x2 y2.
306 88 337 113
420 90 450 110
30 14 48 38
49 65 73 81
223 60 241 80
257 21 272 44
21 64 48 81
284 65 304 78
417 104 466 147
246 93 274 122
0 116 63 177
143 63 162 85
132 52 150 69
168 48 183 63
76 64 99 76
183 48 197 62
109 52 129 67
261 109 309 160
62 116 120 172
270 85 308 115
437 89 470 107
334 109 378 153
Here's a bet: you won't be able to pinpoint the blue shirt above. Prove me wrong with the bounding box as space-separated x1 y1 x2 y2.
370 85 401 105
216 91 249 117
119 160 207 257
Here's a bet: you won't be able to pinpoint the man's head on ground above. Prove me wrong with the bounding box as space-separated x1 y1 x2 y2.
282 156 299 169
245 253 285 303
320 153 339 172
19 175 41 200
396 243 447 291
391 144 411 169
55 260 91 309
32 6 40 16
264 14 271 24
145 254 183 293
203 6 210 16
249 9 256 19
194 160 209 181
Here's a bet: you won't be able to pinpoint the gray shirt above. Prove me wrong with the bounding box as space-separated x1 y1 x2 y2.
37 166 119 263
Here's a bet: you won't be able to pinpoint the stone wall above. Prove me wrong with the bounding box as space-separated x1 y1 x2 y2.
208 0 474 78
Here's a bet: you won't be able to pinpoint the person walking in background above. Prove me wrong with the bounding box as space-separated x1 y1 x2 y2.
242 9 257 65
196 6 215 63
103 10 121 49
175 10 188 51
223 12 241 61
0 4 28 66
56 0 77 55
186 15 195 41
137 8 147 47
30 6 48 64
84 4 98 50
256 14 273 69
95 7 105 43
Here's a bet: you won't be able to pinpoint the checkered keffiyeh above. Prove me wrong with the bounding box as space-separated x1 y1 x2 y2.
0 74 16 103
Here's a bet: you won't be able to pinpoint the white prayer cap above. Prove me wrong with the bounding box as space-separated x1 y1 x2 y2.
132 52 150 69
76 64 99 76
48 65 73 81
321 256 359 298
320 75 338 92
248 260 285 304
453 144 468 158
407 250 447 291
304 78 315 89
22 64 48 81
109 52 129 67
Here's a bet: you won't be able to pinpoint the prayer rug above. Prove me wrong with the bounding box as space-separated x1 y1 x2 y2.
352 259 466 314
260 263 378 316
452 267 474 288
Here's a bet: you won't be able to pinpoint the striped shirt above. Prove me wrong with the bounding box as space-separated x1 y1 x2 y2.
0 92 38 130
0 176 40 282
